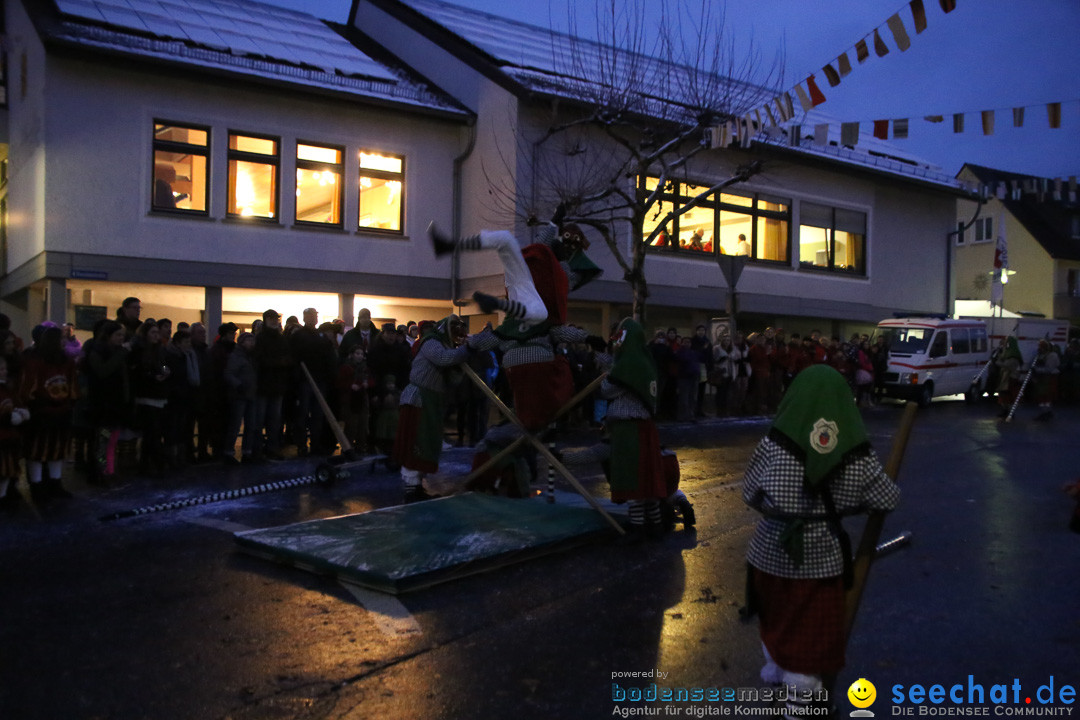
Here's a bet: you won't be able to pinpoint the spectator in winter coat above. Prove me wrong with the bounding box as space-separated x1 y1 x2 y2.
253 309 293 459
223 332 258 464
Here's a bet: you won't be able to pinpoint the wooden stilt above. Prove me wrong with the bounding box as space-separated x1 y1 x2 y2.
462 365 625 534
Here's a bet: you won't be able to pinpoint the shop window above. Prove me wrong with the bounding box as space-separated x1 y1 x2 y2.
227 132 279 220
152 121 209 213
358 151 403 233
295 142 343 227
640 177 789 263
798 202 866 275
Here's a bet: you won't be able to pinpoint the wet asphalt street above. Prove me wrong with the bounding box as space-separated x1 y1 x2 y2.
2 395 1079 720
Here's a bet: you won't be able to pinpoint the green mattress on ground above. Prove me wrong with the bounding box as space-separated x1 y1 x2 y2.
234 492 625 594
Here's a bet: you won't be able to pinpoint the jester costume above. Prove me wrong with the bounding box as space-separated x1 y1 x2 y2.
392 315 470 502
434 216 601 433
742 365 899 710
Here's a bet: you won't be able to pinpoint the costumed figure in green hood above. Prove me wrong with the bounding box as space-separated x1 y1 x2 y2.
994 335 1024 416
742 365 899 712
392 315 472 503
429 207 602 433
561 317 688 539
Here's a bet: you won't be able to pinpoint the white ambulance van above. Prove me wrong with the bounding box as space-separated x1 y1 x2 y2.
875 317 991 406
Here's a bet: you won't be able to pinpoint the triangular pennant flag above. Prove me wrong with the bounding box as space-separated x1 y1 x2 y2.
837 52 852 77
774 96 789 122
953 113 965 133
1054 178 1063 201
1011 179 1021 199
822 63 841 87
910 0 928 33
981 110 995 136
939 0 956 13
764 103 777 126
753 109 763 130
873 29 890 57
996 182 1006 200
924 115 945 123
893 118 909 139
814 123 829 145
856 39 870 63
841 122 860 147
806 75 826 106
1012 107 1025 127
887 13 911 51
794 83 813 112
873 120 889 139
1047 102 1061 129
783 92 795 119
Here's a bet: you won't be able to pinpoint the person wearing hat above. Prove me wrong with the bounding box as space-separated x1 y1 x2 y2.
741 365 899 715
428 206 600 331
392 314 471 503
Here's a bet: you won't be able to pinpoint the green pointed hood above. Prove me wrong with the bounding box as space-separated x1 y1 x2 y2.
607 317 657 414
769 364 870 489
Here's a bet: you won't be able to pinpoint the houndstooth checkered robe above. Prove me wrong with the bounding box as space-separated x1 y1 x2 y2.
743 436 899 578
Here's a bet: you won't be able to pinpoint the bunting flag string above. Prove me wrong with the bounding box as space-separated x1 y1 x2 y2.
763 0 956 126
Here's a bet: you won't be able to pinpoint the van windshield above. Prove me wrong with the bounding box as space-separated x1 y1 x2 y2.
880 327 934 354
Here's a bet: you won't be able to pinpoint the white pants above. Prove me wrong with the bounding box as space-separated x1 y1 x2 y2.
479 230 548 327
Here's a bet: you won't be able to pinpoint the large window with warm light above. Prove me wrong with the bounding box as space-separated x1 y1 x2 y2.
358 151 403 233
295 142 343 227
798 202 866 275
227 132 279 220
152 121 209 213
641 176 790 263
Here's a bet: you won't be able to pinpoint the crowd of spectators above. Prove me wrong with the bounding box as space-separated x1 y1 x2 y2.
648 325 891 420
3 295 1079 509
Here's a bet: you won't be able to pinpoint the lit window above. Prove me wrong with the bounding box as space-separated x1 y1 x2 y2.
295 142 343 227
358 151 404 233
640 176 789 263
152 121 209 213
227 132 279 220
798 202 866 275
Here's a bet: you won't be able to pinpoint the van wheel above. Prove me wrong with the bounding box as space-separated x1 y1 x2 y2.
917 383 933 408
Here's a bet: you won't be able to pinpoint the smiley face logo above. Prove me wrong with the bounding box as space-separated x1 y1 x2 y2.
848 678 877 709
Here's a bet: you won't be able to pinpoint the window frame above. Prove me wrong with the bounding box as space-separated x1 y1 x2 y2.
357 149 405 235
151 119 211 216
639 176 791 265
294 140 345 229
226 129 281 222
797 201 868 276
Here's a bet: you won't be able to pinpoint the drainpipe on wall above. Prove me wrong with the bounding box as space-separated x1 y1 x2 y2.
450 119 478 310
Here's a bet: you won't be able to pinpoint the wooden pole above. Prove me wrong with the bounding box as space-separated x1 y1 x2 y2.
462 365 625 534
299 361 354 456
463 373 607 484
1004 364 1034 423
843 400 918 636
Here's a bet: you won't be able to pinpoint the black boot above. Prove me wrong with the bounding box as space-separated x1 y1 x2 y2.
428 222 456 257
404 485 440 504
677 497 696 528
472 291 500 314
